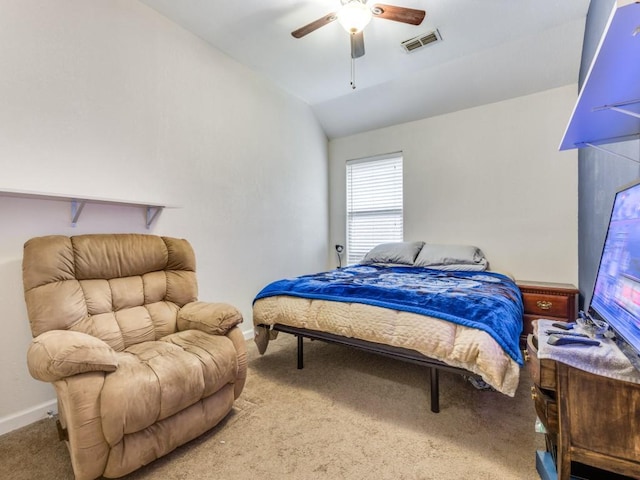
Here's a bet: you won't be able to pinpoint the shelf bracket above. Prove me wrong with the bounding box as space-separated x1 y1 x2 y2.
593 98 640 119
71 199 87 227
583 142 640 164
72 200 164 228
581 99 640 163
146 206 162 229
608 106 640 120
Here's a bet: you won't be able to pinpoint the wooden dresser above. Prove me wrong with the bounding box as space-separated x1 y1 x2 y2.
525 325 640 480
517 281 579 340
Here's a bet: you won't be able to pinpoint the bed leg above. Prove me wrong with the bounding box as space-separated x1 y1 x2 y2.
297 335 304 369
429 368 440 413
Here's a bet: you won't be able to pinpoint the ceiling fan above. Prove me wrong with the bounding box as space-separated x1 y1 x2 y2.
291 1 426 62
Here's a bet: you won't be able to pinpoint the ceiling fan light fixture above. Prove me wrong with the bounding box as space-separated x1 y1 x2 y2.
337 1 372 35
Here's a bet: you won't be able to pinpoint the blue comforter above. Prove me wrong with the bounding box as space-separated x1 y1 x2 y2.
254 264 524 365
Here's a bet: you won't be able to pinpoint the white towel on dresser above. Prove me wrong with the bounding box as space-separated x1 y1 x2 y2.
535 319 640 384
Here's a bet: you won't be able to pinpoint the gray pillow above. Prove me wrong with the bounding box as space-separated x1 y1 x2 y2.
361 241 425 265
413 244 488 271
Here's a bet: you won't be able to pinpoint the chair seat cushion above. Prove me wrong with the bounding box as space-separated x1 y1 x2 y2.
100 330 238 446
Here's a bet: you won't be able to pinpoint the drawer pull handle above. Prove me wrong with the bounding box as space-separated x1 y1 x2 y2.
536 300 553 310
530 385 538 400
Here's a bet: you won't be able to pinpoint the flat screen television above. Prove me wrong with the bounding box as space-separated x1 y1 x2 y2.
589 178 640 372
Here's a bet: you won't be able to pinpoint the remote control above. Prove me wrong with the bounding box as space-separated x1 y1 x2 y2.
547 334 600 347
545 330 589 337
551 322 575 330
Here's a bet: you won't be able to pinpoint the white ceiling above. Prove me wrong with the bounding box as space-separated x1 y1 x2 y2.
139 0 591 139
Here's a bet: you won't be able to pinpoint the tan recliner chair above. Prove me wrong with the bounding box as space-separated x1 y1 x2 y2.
22 234 247 480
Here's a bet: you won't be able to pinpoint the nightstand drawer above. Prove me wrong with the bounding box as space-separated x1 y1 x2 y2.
517 282 579 341
522 293 569 318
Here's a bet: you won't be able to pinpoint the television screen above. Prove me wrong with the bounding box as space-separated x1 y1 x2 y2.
589 179 640 371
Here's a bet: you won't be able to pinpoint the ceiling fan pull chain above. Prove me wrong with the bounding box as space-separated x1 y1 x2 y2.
350 57 356 90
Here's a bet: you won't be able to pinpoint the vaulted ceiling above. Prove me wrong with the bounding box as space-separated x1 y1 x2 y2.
140 0 591 139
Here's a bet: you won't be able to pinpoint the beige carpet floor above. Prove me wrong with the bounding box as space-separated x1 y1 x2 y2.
0 334 543 479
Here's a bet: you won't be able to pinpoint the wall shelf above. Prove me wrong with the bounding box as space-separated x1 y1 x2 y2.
559 0 640 152
0 188 175 228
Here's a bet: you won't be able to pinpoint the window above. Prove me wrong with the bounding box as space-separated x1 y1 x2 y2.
346 153 403 264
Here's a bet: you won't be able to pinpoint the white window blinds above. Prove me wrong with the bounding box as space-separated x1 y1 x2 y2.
346 154 403 265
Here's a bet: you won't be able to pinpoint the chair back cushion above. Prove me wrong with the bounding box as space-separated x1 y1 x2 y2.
23 234 198 351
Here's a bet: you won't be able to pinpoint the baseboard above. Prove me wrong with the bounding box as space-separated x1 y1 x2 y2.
0 399 58 437
243 326 254 341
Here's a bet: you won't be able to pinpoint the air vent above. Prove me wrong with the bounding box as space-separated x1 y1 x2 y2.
401 29 442 53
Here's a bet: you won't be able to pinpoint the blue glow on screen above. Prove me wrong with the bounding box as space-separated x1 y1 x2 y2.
591 181 640 355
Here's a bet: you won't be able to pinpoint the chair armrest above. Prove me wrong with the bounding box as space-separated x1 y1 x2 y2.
27 330 118 382
177 301 243 335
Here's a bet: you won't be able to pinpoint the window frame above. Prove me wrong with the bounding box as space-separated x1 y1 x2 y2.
345 152 404 265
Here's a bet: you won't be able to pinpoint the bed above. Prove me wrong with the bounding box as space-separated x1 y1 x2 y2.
252 242 524 412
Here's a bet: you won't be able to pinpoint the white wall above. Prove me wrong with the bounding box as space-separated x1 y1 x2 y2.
0 0 328 434
329 85 578 284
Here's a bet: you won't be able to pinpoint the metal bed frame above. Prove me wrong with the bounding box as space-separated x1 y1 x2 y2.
270 323 483 413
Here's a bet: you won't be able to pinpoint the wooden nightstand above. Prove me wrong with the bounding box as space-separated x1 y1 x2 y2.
517 281 579 340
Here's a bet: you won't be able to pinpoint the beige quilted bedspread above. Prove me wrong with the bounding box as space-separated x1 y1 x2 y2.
253 296 520 396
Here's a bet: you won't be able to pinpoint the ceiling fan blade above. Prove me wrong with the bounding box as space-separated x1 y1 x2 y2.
351 32 365 58
371 4 426 25
291 12 338 38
